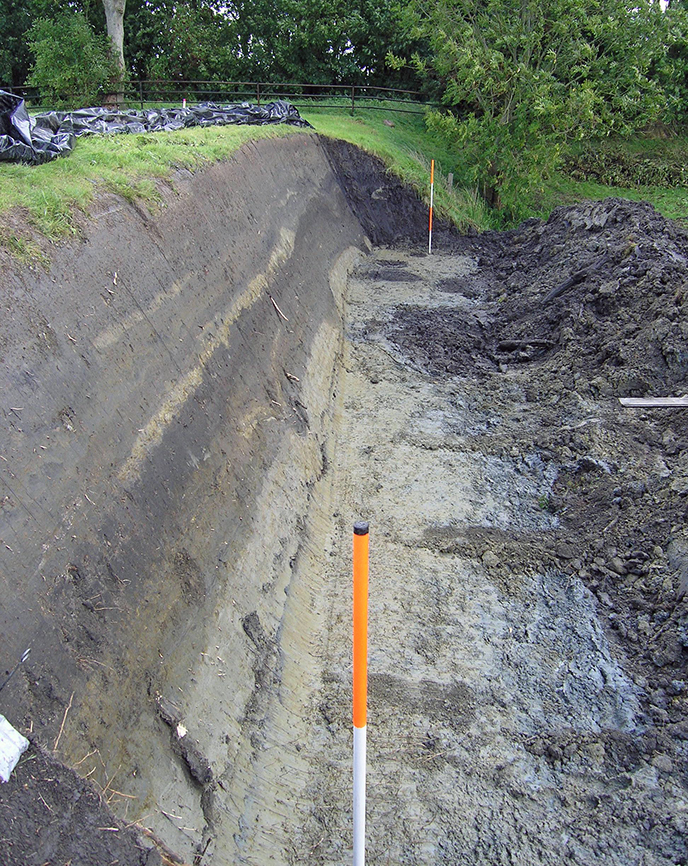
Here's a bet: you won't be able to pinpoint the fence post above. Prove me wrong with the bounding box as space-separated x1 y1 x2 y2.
256 82 260 105
351 86 356 116
139 80 144 110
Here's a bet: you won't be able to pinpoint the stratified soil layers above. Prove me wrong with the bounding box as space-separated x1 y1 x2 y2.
1 133 688 866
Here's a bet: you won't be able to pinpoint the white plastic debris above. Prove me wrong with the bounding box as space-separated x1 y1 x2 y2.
0 715 29 782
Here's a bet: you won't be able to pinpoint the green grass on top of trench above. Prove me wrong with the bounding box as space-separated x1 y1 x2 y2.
1 103 687 264
302 107 688 231
301 105 493 232
0 104 491 267
0 122 304 264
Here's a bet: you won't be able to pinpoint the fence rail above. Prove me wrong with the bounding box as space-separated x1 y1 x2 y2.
1 80 433 114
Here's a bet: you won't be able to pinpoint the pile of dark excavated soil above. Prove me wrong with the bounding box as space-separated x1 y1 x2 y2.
389 197 688 394
384 195 688 765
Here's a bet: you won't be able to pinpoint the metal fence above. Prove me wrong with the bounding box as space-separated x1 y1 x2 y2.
1 80 433 114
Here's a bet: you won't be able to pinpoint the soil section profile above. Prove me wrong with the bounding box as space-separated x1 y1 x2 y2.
1 135 688 864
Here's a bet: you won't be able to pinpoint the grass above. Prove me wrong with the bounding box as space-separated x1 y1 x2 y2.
536 173 688 226
518 132 688 226
303 106 688 229
302 104 491 231
0 122 304 258
1 100 687 263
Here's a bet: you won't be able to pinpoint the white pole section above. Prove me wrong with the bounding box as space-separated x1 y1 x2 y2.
353 724 367 866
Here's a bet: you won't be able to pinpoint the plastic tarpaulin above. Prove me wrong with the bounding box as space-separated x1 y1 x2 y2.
0 715 29 783
0 90 311 165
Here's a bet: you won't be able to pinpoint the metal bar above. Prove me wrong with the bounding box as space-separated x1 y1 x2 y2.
619 396 688 408
0 648 31 694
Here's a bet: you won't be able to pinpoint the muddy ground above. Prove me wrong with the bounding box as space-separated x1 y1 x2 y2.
2 137 688 864
304 223 688 865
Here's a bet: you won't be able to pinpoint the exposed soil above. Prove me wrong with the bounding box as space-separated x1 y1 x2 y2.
2 136 688 864
291 217 688 864
382 196 688 695
0 741 158 865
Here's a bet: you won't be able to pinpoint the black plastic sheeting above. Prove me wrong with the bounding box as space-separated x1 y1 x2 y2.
0 90 311 165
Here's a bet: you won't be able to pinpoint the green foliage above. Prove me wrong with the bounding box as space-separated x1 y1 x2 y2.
563 139 688 188
650 5 688 123
240 0 372 83
537 494 553 512
122 0 420 87
125 0 236 82
425 106 562 223
27 9 121 107
391 0 688 224
0 228 48 267
518 131 688 226
0 0 105 88
0 0 33 86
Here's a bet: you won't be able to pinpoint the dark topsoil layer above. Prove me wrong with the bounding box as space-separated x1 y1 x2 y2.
3 136 688 864
1 742 160 865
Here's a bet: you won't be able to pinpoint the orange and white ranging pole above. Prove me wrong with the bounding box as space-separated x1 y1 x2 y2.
353 521 369 866
428 159 435 255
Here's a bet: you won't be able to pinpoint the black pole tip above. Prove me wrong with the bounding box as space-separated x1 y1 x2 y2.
353 521 369 536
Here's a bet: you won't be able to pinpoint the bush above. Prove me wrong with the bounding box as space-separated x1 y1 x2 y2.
28 11 120 109
563 141 688 188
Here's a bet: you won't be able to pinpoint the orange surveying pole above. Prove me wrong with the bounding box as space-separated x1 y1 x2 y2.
428 159 435 255
353 521 369 865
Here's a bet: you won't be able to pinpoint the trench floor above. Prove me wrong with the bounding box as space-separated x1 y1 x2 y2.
207 247 688 865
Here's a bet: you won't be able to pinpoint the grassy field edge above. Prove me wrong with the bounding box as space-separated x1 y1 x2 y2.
1 105 686 264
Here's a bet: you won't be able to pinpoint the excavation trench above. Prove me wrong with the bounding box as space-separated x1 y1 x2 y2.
1 135 688 865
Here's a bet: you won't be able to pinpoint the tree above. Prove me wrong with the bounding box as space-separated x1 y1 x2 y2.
215 0 418 85
0 0 64 86
7 0 418 92
138 0 237 82
649 2 688 124
0 0 109 88
28 8 120 106
391 0 686 221
102 0 126 72
0 0 32 86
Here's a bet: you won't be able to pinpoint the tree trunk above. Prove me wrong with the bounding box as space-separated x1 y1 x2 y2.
102 0 126 73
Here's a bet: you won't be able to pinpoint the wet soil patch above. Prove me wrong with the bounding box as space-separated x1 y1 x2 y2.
369 672 474 732
436 275 484 297
366 267 422 282
386 307 498 376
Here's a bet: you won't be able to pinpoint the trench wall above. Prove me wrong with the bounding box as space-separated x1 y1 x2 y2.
0 135 366 790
